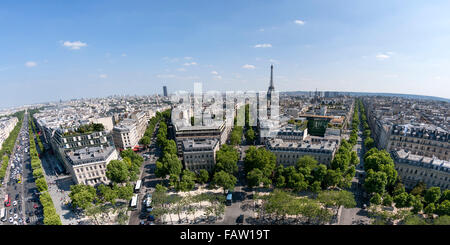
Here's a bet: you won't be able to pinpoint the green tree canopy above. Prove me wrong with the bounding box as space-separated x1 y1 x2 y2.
212 170 237 193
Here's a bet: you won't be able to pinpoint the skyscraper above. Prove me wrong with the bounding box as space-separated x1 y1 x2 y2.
163 86 168 97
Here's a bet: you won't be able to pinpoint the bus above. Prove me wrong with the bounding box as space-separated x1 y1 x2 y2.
130 194 138 210
4 195 10 207
134 180 142 193
0 208 6 222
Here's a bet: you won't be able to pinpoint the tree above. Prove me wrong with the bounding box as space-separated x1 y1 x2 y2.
247 168 264 188
350 151 359 165
245 128 255 145
197 169 209 184
394 192 412 208
364 137 375 150
115 184 133 200
44 213 62 225
425 187 441 204
35 177 48 192
310 181 322 193
296 155 318 170
424 203 436 215
32 168 44 179
382 194 393 206
163 140 178 155
410 195 424 214
364 169 387 194
215 144 239 174
243 147 276 177
98 184 119 205
212 170 237 193
331 153 350 171
440 190 450 203
177 170 196 192
106 160 129 183
69 184 96 210
370 193 382 205
312 164 327 184
163 153 182 176
436 200 450 216
410 181 427 196
121 149 144 167
139 136 151 147
324 169 341 188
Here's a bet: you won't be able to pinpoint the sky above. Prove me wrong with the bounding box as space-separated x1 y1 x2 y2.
1 0 450 108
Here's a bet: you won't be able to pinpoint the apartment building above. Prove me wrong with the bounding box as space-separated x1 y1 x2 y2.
112 119 139 150
392 149 450 190
182 139 219 172
387 124 449 161
66 145 119 186
266 137 338 167
0 117 18 150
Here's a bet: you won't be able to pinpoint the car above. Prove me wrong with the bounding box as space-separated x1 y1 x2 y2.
362 204 367 209
139 220 146 225
13 221 18 225
13 214 18 219
26 217 30 223
9 209 13 214
34 210 39 215
147 215 155 221
18 218 22 223
13 208 17 213
33 203 38 209
9 217 13 223
236 214 244 224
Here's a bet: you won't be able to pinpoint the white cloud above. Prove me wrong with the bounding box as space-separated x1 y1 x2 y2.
376 54 390 60
259 28 265 32
211 71 219 75
183 62 197 66
269 59 279 64
121 53 127 57
242 64 256 69
434 76 441 80
25 61 37 67
184 57 193 60
156 74 176 79
294 20 305 25
99 74 107 79
213 75 222 80
254 44 272 48
177 68 187 72
62 41 87 50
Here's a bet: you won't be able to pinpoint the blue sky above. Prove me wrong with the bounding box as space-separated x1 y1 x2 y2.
1 0 450 108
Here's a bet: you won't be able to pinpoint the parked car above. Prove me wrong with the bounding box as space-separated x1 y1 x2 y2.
236 214 244 224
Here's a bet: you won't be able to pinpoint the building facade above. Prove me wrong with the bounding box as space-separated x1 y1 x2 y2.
266 138 338 167
182 139 219 172
392 149 450 190
387 124 449 161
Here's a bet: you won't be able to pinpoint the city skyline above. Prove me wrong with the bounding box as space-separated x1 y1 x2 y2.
1 0 450 108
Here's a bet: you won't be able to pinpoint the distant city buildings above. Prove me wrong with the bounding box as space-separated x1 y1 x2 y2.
32 95 172 186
